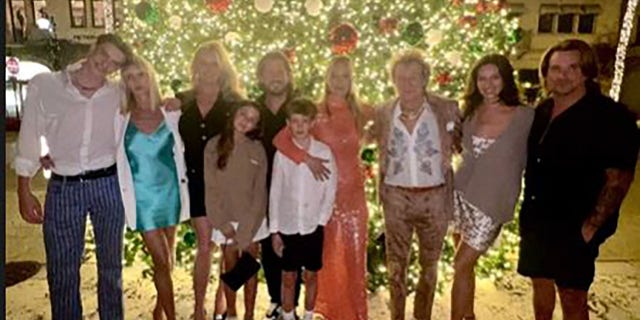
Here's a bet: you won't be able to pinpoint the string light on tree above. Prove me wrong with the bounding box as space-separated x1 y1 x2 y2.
119 0 518 103
118 0 521 292
609 0 638 102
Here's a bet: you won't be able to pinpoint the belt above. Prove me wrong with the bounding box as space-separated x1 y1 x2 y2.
51 164 117 182
389 184 443 193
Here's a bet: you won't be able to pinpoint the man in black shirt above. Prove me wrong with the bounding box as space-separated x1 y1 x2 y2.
518 39 638 320
255 51 302 320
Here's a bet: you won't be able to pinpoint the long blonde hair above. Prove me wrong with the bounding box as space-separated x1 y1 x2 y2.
120 55 162 114
190 40 244 100
321 56 365 137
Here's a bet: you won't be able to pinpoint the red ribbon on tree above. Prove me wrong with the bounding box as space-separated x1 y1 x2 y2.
458 15 478 27
329 23 359 55
206 0 231 14
378 17 399 35
476 0 487 14
436 71 453 86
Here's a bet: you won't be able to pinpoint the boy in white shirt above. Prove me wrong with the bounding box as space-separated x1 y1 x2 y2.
269 98 337 320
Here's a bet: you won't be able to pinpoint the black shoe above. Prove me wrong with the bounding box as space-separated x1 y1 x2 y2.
214 312 227 320
265 304 281 320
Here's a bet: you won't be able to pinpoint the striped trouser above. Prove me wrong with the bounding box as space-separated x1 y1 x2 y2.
43 174 125 320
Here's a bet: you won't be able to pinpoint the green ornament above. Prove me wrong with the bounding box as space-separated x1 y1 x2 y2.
134 1 160 25
183 230 196 246
361 147 376 163
144 5 160 25
170 79 183 93
507 27 523 44
469 41 483 54
402 21 424 46
135 1 152 20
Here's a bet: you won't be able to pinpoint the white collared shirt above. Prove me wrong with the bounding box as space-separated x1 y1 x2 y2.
268 138 338 235
384 99 444 187
15 63 122 177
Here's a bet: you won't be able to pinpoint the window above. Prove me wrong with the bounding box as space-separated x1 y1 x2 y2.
68 0 86 27
557 13 574 33
538 13 554 33
578 14 595 34
113 0 122 29
91 0 104 27
538 4 600 34
34 0 47 19
9 1 27 42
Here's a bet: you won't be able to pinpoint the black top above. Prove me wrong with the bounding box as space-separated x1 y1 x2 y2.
256 92 297 187
178 91 236 216
521 90 638 236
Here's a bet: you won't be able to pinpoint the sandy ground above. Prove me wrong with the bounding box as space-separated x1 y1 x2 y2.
5 134 640 319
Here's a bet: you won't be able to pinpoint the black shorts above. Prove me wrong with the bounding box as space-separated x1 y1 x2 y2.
187 179 206 218
517 219 614 291
281 226 324 272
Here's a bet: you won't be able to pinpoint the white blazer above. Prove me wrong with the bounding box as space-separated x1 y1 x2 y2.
115 108 191 230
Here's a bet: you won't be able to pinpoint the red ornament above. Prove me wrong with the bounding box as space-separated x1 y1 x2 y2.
206 0 231 14
452 0 462 6
329 23 359 55
436 72 453 86
378 17 398 34
475 0 487 14
283 47 296 64
458 15 478 27
363 165 375 180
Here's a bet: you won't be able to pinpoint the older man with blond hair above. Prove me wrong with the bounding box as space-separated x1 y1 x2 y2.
374 49 460 320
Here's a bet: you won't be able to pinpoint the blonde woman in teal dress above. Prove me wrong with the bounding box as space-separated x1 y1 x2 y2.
115 56 190 320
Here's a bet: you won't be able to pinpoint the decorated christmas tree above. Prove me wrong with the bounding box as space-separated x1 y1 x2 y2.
118 0 522 292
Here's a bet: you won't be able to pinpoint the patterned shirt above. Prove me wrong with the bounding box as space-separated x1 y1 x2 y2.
384 100 444 187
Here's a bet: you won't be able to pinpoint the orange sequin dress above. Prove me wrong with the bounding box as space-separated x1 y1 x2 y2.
273 99 368 320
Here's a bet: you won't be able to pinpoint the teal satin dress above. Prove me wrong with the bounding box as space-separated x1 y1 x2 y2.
125 120 181 231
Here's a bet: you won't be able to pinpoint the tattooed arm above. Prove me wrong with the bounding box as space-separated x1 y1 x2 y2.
582 168 635 242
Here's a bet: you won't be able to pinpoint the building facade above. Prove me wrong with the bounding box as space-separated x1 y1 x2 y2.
5 0 122 44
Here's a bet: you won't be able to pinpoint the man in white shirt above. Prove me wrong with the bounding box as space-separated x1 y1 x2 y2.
15 34 133 320
374 49 461 320
267 98 337 320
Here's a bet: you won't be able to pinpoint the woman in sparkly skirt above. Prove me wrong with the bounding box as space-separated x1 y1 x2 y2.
451 54 534 320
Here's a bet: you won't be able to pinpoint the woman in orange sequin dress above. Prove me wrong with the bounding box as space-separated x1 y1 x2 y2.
273 56 370 320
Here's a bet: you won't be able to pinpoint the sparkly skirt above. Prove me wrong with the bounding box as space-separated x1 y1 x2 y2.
452 190 502 252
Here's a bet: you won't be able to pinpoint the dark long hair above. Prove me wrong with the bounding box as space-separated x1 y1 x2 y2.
216 100 263 170
461 54 521 120
539 38 600 94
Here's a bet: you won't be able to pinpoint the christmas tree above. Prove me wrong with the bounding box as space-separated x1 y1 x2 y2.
119 0 522 292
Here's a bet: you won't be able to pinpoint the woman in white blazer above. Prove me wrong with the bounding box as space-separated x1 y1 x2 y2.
115 55 189 320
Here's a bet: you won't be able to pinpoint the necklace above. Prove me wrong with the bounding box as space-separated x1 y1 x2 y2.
400 106 424 121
